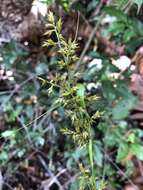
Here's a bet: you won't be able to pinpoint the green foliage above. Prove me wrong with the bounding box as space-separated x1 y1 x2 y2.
132 0 143 12
101 1 143 56
103 6 143 48
111 0 143 12
1 1 143 189
34 0 75 12
59 0 73 11
42 11 143 189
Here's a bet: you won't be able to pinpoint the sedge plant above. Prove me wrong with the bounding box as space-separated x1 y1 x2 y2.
43 12 106 190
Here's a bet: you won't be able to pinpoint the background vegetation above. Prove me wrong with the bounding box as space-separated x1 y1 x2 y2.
0 0 143 189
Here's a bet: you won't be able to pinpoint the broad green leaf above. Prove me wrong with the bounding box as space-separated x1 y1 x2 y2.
35 63 48 75
108 22 125 35
72 147 87 161
127 133 136 143
1 130 16 138
17 149 26 158
94 144 103 167
130 143 143 160
104 6 127 20
76 84 85 107
123 29 135 42
112 95 136 120
117 143 130 162
0 151 8 161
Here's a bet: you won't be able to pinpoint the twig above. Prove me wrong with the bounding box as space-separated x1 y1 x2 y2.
16 115 33 145
103 149 139 190
74 11 80 42
137 159 143 177
92 0 104 17
48 169 66 190
33 103 39 131
41 168 66 190
75 0 112 71
63 172 80 188
0 102 59 141
75 14 105 70
3 183 13 190
37 154 53 176
0 91 12 95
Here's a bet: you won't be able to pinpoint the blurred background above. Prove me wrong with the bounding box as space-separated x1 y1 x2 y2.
0 0 143 189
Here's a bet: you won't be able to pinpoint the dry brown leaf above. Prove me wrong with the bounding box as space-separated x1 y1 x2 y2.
125 185 139 190
130 74 143 100
132 47 143 76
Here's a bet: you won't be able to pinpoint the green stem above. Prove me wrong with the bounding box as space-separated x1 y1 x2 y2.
54 26 67 64
89 138 94 171
88 128 96 189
